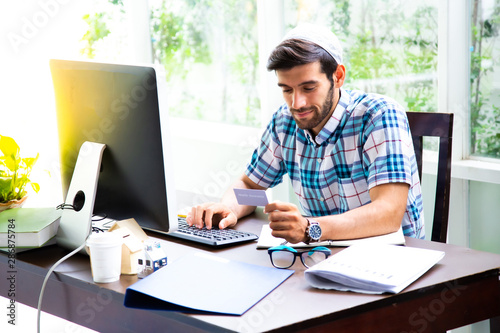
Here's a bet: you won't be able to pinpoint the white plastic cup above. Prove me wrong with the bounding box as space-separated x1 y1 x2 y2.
86 232 123 283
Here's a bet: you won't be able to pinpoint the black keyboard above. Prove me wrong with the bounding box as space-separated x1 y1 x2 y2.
168 217 259 247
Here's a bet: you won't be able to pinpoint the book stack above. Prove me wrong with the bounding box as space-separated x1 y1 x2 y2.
0 207 61 251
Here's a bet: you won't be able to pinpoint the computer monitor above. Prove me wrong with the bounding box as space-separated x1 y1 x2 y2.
49 59 178 237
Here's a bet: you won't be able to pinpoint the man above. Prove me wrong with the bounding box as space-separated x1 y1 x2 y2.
187 23 424 243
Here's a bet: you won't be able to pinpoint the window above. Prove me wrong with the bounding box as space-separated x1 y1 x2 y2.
149 0 260 127
4 1 500 205
283 0 438 113
470 0 500 159
78 0 500 161
80 0 261 126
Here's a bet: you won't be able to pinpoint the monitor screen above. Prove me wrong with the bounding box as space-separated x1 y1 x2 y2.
50 59 178 234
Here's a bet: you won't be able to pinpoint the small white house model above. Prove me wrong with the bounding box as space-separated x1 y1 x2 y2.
108 218 167 277
140 240 168 273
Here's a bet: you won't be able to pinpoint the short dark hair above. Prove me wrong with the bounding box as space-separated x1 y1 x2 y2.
267 39 338 84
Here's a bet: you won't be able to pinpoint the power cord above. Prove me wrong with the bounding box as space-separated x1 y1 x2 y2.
37 202 89 333
36 240 87 333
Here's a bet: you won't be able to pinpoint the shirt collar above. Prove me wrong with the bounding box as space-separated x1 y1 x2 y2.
304 88 350 146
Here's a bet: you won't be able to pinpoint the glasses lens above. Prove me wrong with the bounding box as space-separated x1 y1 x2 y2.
271 250 296 268
301 250 328 268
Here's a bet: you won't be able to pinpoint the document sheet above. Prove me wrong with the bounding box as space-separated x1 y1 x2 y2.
304 244 445 294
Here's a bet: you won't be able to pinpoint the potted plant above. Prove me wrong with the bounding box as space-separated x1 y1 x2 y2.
0 135 40 212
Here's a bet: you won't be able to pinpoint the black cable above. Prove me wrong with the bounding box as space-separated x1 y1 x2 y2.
56 203 75 211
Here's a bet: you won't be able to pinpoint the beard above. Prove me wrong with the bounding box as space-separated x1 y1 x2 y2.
290 82 335 131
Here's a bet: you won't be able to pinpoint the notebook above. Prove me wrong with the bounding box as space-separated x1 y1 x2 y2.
257 224 406 248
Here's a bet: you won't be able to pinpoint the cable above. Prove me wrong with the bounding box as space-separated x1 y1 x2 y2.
36 239 87 333
91 214 108 222
56 203 75 210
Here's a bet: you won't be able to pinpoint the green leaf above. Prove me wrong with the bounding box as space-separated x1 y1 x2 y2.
0 136 39 202
0 135 20 171
31 182 40 193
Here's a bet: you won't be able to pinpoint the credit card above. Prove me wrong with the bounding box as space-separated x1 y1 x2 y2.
233 189 269 206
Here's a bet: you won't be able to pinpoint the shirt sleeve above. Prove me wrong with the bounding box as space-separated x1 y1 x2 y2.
245 109 287 188
362 101 414 189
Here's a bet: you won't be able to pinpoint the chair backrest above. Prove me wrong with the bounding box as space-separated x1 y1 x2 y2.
406 112 454 243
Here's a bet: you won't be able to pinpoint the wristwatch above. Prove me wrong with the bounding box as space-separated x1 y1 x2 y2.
305 218 322 244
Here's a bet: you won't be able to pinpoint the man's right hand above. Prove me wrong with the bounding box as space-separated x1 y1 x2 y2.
186 202 238 230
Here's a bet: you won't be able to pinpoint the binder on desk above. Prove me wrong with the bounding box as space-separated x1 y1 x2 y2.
124 252 294 315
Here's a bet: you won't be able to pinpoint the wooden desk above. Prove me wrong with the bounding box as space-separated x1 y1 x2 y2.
2 211 500 332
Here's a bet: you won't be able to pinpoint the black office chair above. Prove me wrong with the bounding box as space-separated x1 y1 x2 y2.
406 112 454 243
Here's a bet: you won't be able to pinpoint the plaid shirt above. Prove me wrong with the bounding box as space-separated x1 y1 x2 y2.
245 89 424 238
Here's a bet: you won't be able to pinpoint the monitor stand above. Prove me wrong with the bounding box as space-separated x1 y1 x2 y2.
56 141 106 254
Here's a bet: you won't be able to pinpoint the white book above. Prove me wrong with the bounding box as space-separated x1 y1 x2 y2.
256 224 406 249
304 243 445 294
0 208 61 248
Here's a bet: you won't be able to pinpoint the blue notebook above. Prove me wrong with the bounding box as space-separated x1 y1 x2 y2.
124 252 294 315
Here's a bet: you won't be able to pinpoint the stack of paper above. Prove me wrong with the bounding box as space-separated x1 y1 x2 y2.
304 244 445 294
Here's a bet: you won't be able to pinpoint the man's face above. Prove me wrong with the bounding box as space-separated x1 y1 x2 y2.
276 61 339 136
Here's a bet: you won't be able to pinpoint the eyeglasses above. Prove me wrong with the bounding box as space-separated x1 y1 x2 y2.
268 245 331 269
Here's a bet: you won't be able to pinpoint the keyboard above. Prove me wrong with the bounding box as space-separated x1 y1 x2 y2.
168 217 259 247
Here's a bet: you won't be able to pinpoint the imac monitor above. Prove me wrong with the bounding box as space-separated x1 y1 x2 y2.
49 59 178 235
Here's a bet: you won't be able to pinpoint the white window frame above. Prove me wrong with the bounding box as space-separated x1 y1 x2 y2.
439 0 500 184
171 0 500 197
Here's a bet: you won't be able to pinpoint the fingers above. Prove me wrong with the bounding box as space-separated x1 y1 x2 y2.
187 203 210 228
269 220 306 244
187 203 215 229
264 201 298 214
186 202 237 230
203 205 216 229
219 215 237 229
265 201 300 223
265 202 307 244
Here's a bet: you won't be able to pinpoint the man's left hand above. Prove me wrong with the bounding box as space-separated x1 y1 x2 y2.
264 201 309 244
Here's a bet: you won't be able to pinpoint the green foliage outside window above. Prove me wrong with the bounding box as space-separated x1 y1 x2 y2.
149 0 260 126
80 12 110 59
80 0 260 126
471 0 500 158
150 1 211 80
80 1 124 59
79 0 500 159
315 0 438 113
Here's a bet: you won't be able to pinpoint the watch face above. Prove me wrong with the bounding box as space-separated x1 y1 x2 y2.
309 224 322 240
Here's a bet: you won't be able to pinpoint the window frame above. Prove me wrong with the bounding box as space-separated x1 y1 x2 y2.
170 0 500 185
439 0 500 184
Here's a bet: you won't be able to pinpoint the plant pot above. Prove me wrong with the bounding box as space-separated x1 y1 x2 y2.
0 196 28 213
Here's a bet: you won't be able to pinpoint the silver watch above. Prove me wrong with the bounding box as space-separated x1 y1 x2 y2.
305 218 322 244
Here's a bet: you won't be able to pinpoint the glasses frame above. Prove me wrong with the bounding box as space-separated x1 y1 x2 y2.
267 245 331 269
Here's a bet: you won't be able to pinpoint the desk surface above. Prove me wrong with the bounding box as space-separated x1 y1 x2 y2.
2 211 500 333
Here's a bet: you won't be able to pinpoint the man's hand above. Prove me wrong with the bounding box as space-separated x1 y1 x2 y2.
264 201 309 244
187 202 238 230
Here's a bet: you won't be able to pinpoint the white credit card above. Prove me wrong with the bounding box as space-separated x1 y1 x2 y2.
233 189 269 206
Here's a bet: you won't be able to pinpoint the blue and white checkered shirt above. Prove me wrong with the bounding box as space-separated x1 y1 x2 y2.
245 88 424 238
